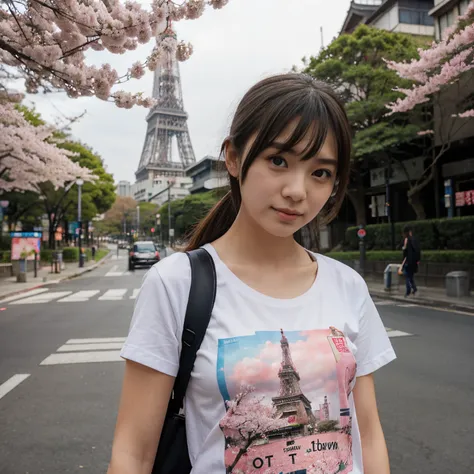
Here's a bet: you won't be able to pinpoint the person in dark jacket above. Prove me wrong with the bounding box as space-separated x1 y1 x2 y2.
402 225 421 297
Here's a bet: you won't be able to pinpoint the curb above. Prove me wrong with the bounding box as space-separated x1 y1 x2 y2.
369 289 474 315
0 251 112 302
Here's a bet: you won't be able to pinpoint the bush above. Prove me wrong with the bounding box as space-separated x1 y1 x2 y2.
345 217 474 251
437 217 474 250
0 250 11 263
40 249 53 263
327 250 474 264
62 247 79 262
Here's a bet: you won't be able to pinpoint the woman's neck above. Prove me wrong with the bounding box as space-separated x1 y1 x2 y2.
212 208 308 268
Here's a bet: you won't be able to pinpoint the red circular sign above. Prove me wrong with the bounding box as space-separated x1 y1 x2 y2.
357 228 366 238
151 227 155 233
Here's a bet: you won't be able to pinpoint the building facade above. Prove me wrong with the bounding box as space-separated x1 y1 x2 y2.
185 155 227 194
116 180 132 198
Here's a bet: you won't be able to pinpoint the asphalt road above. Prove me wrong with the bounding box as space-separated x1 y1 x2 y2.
0 249 473 474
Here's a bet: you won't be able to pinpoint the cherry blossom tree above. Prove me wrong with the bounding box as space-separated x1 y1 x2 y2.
0 93 94 193
386 2 474 117
0 0 229 108
383 3 474 218
219 385 286 473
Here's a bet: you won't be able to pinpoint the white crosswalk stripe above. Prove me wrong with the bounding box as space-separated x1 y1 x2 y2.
58 290 100 302
6 288 139 304
0 288 49 303
98 289 128 301
40 337 124 365
11 291 72 305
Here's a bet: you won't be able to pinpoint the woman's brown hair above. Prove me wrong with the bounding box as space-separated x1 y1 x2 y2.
185 73 352 251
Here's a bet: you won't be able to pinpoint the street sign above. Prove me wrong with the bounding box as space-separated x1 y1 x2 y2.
151 227 155 233
357 228 366 239
169 228 175 237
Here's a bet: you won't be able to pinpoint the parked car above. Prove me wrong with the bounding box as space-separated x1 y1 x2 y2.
129 241 160 270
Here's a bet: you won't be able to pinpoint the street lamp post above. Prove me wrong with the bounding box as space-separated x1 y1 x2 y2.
76 179 84 268
136 205 140 239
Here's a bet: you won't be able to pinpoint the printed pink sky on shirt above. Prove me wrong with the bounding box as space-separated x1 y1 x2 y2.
217 328 357 474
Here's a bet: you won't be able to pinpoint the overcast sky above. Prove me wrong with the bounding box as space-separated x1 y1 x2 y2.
25 0 351 184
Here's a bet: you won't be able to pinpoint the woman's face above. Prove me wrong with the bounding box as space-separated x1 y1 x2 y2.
232 120 338 239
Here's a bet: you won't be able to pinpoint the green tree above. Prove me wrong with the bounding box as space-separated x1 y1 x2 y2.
95 196 137 237
138 202 160 237
304 25 428 224
158 190 225 244
38 141 115 248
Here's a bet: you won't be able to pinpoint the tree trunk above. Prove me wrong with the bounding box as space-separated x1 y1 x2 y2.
347 185 367 226
407 190 426 220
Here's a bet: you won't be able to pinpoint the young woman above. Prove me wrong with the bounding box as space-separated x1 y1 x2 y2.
108 73 396 474
401 225 420 297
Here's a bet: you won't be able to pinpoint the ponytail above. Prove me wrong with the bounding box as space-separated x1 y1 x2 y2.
185 183 239 251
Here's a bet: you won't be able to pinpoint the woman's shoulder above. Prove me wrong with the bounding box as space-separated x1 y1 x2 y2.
315 252 368 292
148 251 192 288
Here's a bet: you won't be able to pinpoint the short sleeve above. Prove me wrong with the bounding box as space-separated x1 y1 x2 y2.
120 266 180 377
354 283 397 377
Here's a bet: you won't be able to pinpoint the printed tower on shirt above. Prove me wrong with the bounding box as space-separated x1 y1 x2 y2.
135 26 196 185
272 329 317 436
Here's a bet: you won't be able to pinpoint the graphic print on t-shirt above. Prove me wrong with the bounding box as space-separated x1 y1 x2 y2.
217 328 357 474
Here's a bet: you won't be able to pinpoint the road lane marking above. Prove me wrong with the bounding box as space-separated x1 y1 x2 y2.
67 337 126 344
130 289 140 299
10 291 72 305
40 351 123 365
57 342 124 352
0 288 49 303
98 289 127 300
386 329 414 337
58 290 100 302
0 374 30 400
375 301 396 306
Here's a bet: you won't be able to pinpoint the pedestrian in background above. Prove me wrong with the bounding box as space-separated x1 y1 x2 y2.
108 74 396 474
401 225 421 297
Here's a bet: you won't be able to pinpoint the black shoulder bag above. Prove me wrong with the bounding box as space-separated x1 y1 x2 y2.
152 248 216 474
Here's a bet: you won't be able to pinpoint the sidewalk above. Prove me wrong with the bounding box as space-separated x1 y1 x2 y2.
0 251 112 301
368 281 474 314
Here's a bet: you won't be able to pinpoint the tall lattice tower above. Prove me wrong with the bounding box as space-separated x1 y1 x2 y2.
135 28 196 184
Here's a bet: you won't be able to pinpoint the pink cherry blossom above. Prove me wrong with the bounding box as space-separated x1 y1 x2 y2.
0 1 230 109
129 61 146 80
386 3 474 116
0 96 94 193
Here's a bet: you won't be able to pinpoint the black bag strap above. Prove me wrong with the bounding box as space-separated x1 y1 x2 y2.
168 248 216 414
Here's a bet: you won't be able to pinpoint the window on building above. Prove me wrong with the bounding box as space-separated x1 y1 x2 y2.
399 8 434 25
460 0 469 15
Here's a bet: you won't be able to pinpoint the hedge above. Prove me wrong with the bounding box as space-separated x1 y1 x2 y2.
327 250 474 264
345 216 474 251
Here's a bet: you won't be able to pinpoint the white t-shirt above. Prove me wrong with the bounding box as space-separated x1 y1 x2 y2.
121 243 396 474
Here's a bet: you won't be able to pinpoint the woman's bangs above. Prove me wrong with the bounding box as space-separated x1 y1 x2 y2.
252 95 334 162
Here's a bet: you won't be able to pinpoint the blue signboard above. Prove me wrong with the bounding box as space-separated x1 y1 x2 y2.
10 232 42 238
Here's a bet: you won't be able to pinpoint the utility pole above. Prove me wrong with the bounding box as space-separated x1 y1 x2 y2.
136 205 140 239
76 179 84 267
168 183 172 247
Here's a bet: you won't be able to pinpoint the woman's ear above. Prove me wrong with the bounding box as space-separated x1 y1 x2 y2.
224 141 240 179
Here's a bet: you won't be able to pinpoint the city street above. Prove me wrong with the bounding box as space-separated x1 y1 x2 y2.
0 249 473 474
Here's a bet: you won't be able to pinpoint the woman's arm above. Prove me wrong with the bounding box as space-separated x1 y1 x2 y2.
107 360 175 474
353 374 391 474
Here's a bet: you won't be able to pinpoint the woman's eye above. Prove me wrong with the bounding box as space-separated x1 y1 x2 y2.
313 169 333 179
270 156 287 168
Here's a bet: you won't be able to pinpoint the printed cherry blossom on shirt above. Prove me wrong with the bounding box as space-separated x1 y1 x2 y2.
217 328 357 474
